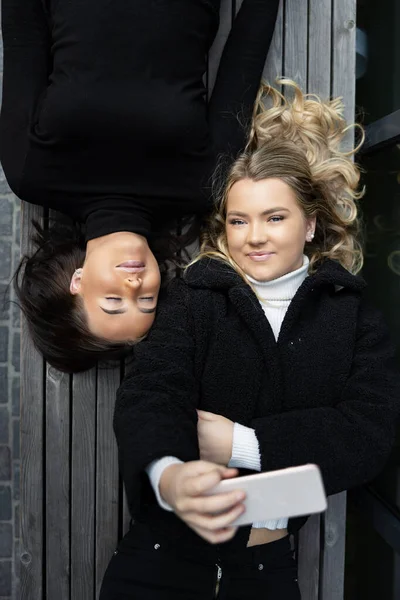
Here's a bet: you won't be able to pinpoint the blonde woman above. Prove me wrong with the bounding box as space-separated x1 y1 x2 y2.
101 82 400 599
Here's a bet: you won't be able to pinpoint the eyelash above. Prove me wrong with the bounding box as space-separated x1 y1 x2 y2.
139 297 154 302
229 216 284 225
105 297 122 302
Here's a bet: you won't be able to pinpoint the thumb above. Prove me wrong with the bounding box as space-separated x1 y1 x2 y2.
190 461 234 478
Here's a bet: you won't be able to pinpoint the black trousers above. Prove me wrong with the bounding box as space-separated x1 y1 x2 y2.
99 521 301 600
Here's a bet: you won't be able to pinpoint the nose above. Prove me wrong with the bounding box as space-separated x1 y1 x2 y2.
247 222 267 246
125 276 142 290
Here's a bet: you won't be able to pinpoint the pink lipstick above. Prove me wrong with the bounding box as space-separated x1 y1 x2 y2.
116 261 145 273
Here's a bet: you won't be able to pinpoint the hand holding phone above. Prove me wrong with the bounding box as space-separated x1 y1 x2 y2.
206 464 327 527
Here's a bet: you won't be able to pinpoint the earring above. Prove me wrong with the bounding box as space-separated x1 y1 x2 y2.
307 232 315 242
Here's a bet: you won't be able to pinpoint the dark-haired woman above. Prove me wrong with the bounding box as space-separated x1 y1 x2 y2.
0 0 279 372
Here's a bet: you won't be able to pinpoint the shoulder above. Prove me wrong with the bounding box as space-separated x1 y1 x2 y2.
184 257 243 290
311 259 366 294
355 294 392 341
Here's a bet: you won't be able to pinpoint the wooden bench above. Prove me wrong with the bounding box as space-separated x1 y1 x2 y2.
19 1 356 598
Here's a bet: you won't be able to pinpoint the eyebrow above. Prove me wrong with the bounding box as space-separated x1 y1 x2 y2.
227 207 290 217
100 306 157 315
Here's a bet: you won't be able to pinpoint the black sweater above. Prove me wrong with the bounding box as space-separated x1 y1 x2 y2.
0 0 279 240
114 258 400 553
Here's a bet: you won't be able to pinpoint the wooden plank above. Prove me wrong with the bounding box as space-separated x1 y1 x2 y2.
262 0 284 84
320 492 347 600
122 359 133 537
95 366 120 598
20 202 45 600
298 513 321 600
45 365 70 600
308 0 332 96
208 0 233 96
71 369 96 600
332 0 357 149
284 0 308 90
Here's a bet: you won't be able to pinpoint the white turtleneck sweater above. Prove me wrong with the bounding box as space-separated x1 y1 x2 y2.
147 256 310 530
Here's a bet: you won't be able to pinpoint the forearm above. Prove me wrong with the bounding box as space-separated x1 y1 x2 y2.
251 403 396 496
209 0 280 155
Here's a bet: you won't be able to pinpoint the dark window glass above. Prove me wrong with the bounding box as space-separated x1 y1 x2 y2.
356 0 400 124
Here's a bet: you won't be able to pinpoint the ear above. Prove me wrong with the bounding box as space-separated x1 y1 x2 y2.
306 216 317 242
70 268 83 295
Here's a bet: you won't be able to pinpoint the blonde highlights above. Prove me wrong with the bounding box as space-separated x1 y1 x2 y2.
195 79 364 277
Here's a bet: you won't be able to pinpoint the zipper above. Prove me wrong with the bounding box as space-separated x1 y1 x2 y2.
214 564 222 598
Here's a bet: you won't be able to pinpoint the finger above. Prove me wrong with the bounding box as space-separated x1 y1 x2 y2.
189 490 246 515
185 502 245 532
196 410 215 421
184 468 227 496
187 461 229 478
221 468 239 480
185 466 239 496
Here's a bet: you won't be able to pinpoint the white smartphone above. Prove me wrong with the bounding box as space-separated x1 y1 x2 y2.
207 464 327 526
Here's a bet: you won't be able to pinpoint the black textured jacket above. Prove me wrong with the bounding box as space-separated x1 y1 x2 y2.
114 258 400 552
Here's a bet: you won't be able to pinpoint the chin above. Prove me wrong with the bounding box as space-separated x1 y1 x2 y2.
246 268 276 282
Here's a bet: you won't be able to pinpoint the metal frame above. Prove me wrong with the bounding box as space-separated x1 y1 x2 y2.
363 110 400 153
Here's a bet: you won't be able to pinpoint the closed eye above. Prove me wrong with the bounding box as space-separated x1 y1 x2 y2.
138 297 156 314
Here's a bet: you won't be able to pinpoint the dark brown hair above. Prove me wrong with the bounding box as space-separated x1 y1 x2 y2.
14 221 132 373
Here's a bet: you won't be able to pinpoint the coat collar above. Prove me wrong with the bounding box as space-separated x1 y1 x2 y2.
184 257 366 294
185 258 366 412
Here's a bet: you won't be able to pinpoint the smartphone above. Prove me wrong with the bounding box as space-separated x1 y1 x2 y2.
207 464 327 526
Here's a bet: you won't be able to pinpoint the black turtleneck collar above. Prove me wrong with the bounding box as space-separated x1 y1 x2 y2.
84 201 154 242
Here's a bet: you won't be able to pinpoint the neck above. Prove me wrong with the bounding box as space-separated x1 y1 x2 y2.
247 256 309 301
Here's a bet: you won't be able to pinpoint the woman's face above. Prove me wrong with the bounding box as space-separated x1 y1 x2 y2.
225 178 315 281
70 232 161 341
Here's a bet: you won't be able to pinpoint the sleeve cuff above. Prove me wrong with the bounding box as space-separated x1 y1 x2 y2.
145 456 183 511
228 423 261 471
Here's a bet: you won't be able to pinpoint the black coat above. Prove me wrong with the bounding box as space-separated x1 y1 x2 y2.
114 258 400 551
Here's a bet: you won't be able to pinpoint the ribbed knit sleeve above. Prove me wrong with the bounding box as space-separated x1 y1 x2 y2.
228 422 261 471
146 457 183 512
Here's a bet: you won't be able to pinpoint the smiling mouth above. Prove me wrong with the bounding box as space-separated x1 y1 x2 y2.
116 261 145 273
247 252 275 262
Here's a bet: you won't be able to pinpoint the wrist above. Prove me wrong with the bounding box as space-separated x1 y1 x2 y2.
159 463 182 506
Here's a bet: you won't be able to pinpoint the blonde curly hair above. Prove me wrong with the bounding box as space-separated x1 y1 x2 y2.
194 79 365 277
